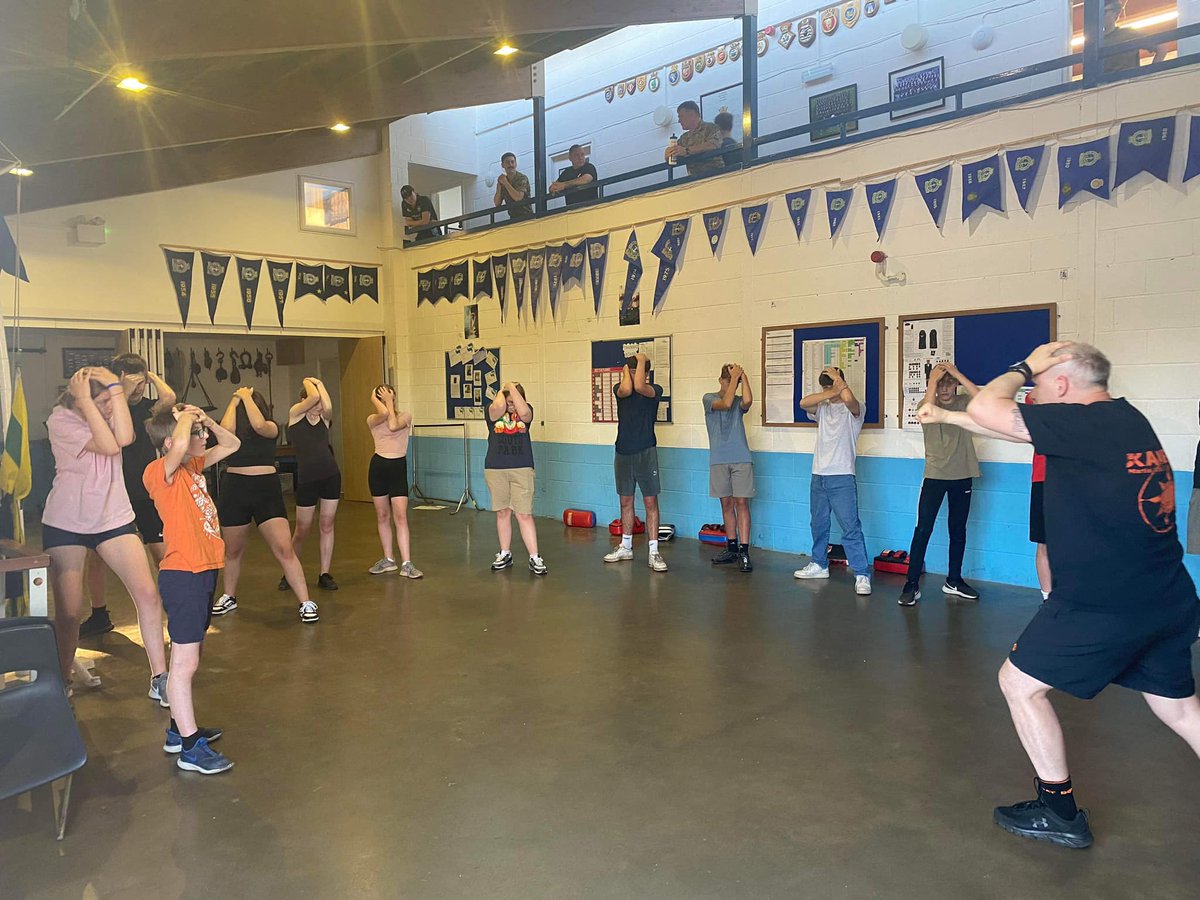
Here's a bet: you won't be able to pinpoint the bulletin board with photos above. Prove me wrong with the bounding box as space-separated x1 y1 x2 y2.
590 335 673 424
445 343 501 420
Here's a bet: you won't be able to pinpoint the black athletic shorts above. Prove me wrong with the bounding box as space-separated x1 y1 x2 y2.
218 472 288 527
1028 481 1046 545
1010 598 1200 700
129 487 165 544
295 471 342 508
42 520 138 550
368 454 408 499
159 569 217 644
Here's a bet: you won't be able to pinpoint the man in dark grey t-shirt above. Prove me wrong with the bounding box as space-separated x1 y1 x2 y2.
703 362 754 572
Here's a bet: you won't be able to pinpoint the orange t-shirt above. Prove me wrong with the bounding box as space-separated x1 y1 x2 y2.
143 456 224 572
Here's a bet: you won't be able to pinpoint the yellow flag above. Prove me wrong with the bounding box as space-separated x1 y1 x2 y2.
1 368 32 501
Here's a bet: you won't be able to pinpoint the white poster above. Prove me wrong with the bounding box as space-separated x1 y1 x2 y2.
801 337 868 413
763 329 794 424
902 318 955 430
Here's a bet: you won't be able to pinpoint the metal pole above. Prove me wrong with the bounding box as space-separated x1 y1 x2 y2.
741 10 759 168
533 58 548 216
1081 0 1103 86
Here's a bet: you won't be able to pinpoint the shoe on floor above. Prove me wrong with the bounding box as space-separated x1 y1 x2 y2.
855 576 873 596
711 546 738 566
278 575 290 592
399 561 423 579
993 797 1093 849
368 558 398 575
604 546 634 563
318 573 338 591
211 594 238 616
149 672 170 708
78 608 114 639
492 551 514 571
648 552 668 572
943 578 980 600
176 737 234 775
529 555 548 576
164 725 223 754
794 562 829 579
738 552 753 573
898 583 921 606
299 601 320 623
72 657 102 689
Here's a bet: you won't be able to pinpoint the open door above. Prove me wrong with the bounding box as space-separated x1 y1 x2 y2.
338 336 384 502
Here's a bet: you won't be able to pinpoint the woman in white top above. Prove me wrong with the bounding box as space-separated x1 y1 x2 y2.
366 384 422 579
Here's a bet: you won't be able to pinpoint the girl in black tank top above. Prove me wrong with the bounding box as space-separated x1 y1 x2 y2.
283 378 341 592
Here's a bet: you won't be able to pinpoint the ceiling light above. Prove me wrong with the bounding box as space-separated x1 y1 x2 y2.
117 76 149 92
330 122 351 133
10 167 33 177
494 44 518 56
1071 11 1178 46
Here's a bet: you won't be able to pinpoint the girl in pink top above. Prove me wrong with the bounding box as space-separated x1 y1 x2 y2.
365 384 421 579
43 367 168 691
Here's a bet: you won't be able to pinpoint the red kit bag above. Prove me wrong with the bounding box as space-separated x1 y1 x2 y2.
608 517 646 535
562 509 596 528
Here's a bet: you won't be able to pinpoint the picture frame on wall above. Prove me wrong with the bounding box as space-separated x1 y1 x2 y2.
809 85 859 142
298 174 356 236
62 347 115 378
889 57 945 121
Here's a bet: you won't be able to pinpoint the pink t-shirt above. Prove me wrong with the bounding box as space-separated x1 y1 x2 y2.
370 414 410 458
42 406 134 534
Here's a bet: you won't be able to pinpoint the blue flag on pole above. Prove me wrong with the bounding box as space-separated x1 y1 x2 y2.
741 203 768 254
546 245 566 319
961 154 1003 221
865 178 897 240
703 209 728 255
622 231 643 301
1058 137 1111 208
914 165 951 227
527 247 546 322
562 240 586 291
785 189 812 240
1115 116 1175 187
587 234 609 315
490 254 509 322
510 251 529 317
1006 145 1046 214
1186 116 1200 183
826 189 853 239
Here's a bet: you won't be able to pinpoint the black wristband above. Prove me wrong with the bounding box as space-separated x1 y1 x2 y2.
1006 361 1033 382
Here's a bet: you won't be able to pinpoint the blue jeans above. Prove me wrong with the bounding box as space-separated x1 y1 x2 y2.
810 474 869 575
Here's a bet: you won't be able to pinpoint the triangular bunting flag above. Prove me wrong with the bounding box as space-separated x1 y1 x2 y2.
547 244 566 319
914 165 951 227
527 248 546 322
1058 137 1111 208
865 178 897 240
510 251 529 318
490 254 509 322
266 261 293 326
622 231 643 302
352 266 378 303
961 154 1004 221
785 190 811 240
1115 116 1175 188
472 259 493 300
296 262 325 302
200 252 231 324
446 260 469 303
651 218 689 269
587 235 609 316
703 209 728 255
741 203 768 254
563 241 586 291
324 265 350 302
1186 116 1200 183
1006 145 1046 214
235 257 262 330
826 189 853 238
653 262 677 316
162 248 195 327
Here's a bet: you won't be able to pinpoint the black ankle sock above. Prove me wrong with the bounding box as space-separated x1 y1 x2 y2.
90 606 108 616
726 538 737 551
180 730 201 751
1037 777 1078 819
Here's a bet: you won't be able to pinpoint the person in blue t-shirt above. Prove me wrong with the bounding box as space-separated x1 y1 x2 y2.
702 363 754 572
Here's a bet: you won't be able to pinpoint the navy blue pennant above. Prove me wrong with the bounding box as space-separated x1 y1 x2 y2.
785 189 812 240
445 261 468 303
652 218 689 268
546 245 566 319
472 258 492 300
563 240 586 290
741 203 768 254
653 261 677 316
703 209 728 254
296 262 324 303
826 189 853 239
961 154 1003 221
1186 116 1200 183
235 257 262 330
527 248 546 322
163 248 194 326
490 255 509 322
622 231 643 302
1058 137 1111 208
914 165 951 227
865 178 897 240
416 269 433 306
587 234 609 316
351 266 378 303
0 214 28 282
431 266 451 305
1006 145 1046 214
1115 116 1175 188
509 251 529 317
201 252 231 323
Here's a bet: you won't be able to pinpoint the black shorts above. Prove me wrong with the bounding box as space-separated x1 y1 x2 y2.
218 472 288 527
42 520 137 550
159 569 217 644
1010 599 1200 700
296 471 342 507
129 487 165 544
1029 481 1046 545
368 455 408 499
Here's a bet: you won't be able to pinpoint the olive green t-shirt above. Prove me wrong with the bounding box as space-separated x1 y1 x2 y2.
679 122 725 176
922 394 980 480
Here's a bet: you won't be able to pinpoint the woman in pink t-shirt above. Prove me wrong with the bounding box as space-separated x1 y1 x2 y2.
42 367 168 693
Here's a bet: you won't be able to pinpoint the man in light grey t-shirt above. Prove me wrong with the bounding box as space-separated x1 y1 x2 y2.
795 366 871 595
703 362 754 573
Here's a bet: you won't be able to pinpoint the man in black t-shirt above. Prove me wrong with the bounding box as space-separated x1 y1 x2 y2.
400 184 441 242
604 353 667 572
968 341 1200 850
549 144 598 207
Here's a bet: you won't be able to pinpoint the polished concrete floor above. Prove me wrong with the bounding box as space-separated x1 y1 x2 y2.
2 502 1199 899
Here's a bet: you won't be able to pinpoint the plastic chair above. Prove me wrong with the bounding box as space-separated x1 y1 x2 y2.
0 617 88 840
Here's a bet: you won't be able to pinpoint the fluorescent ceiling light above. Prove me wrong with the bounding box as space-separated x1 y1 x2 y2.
10 167 33 177
330 122 351 133
1072 10 1178 46
117 76 149 92
494 44 518 56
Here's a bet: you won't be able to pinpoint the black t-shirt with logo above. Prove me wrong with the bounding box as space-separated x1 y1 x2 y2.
121 397 158 496
403 195 441 240
1020 398 1197 612
613 383 663 455
485 404 535 469
556 163 599 205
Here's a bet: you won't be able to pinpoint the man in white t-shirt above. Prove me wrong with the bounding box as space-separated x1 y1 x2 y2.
794 366 871 595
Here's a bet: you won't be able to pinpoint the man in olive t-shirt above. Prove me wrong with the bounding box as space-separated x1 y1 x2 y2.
494 152 534 220
665 100 724 177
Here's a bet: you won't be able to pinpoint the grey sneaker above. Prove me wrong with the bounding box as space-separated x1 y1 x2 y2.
399 561 423 579
648 552 668 572
368 558 398 575
149 671 170 708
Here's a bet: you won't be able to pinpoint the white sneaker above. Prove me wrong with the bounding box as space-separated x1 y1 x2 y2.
211 593 238 616
794 563 829 579
855 576 873 595
604 546 634 563
299 601 319 623
648 552 668 572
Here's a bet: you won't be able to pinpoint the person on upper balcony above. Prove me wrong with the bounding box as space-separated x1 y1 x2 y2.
1102 0 1165 73
549 144 599 207
401 185 441 242
493 152 534 221
664 101 724 177
714 111 742 170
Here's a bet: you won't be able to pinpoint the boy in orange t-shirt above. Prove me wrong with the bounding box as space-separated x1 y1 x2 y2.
143 404 241 774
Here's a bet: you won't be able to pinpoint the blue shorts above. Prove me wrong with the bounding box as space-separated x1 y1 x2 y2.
159 569 218 645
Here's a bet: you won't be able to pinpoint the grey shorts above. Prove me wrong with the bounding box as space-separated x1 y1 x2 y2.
615 447 660 498
1189 489 1200 555
709 463 755 498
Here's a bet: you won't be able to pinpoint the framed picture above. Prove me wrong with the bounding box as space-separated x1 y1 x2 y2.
889 57 945 121
809 85 858 142
62 347 115 378
701 83 744 140
298 175 356 235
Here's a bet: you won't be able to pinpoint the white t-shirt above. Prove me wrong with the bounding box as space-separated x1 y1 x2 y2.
813 400 864 476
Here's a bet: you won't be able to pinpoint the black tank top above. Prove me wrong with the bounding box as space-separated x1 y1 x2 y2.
226 423 278 468
290 417 338 483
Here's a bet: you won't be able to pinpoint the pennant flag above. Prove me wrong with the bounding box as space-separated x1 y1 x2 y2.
265 261 292 326
416 269 434 306
352 266 379 303
162 248 195 326
446 260 469 303
296 262 325 301
324 265 350 302
587 234 610 316
562 240 586 291
1186 116 1200 183
1006 145 1046 214
235 257 262 330
741 203 768 254
703 209 728 254
785 190 811 240
826 189 853 238
472 258 493 300
432 266 452 304
652 218 690 268
653 261 677 316
622 231 643 302
1058 137 1111 208
527 248 547 321
490 254 509 322
914 165 951 227
0 215 28 282
865 178 897 240
1 369 32 504
546 244 566 318
1115 116 1175 188
961 154 1004 221
200 252 231 323
510 251 529 317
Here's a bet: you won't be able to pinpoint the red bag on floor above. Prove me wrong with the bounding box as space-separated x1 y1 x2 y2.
609 517 646 535
563 509 596 528
699 524 727 544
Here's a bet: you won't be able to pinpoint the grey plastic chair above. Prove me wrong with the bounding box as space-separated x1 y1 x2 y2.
0 617 88 840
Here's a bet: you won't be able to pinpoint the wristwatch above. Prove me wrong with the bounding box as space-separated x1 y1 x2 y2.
1006 360 1033 381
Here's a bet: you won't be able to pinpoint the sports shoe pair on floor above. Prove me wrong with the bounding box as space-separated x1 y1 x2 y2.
604 545 668 572
492 551 548 575
711 544 753 572
367 558 423 579
898 578 980 606
794 562 872 595
211 593 320 624
165 724 233 774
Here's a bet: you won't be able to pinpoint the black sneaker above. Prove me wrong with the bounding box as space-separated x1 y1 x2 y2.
278 576 290 592
943 578 980 600
318 573 338 591
711 546 738 566
738 552 753 573
898 583 921 606
79 608 114 638
993 796 1093 849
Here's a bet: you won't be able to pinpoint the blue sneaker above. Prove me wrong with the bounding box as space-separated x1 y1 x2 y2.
176 736 234 774
163 725 224 754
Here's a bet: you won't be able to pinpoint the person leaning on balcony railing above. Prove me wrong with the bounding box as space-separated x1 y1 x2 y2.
400 184 442 242
1102 0 1165 73
549 144 599 206
664 100 724 177
714 110 741 170
493 152 534 221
